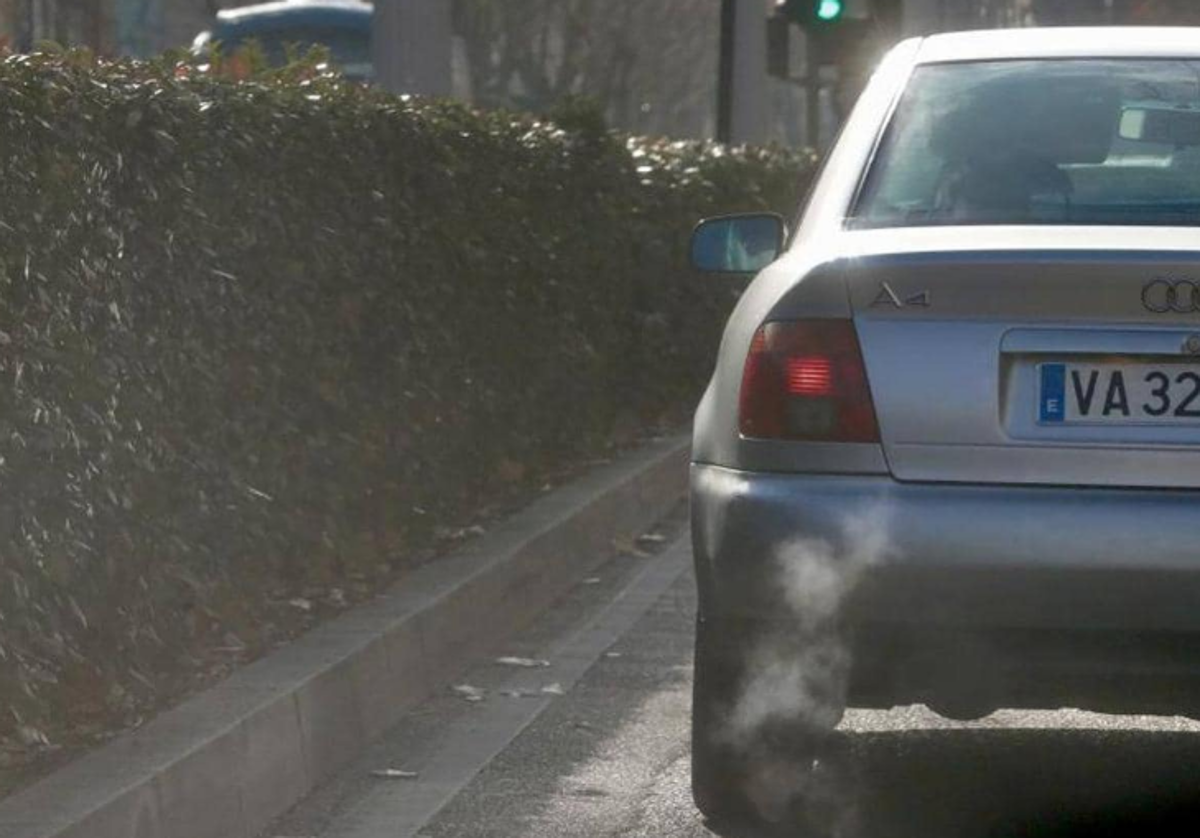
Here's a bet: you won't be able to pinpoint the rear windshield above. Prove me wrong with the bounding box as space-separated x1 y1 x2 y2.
851 59 1200 228
214 24 371 76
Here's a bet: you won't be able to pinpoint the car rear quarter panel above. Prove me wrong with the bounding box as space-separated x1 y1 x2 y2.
691 39 921 472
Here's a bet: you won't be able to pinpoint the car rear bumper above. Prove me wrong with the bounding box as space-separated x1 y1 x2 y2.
692 462 1200 631
692 463 1200 712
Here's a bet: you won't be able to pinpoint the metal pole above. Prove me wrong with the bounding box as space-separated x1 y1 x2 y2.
805 32 821 148
730 0 768 144
30 0 44 46
717 0 736 143
375 0 452 96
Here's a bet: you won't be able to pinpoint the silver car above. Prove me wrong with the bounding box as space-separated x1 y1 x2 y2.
690 27 1200 822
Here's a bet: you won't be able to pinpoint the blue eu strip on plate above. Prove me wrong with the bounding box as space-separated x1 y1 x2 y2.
1040 363 1066 424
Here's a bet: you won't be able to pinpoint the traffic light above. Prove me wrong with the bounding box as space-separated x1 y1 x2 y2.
773 0 882 124
779 0 847 30
775 0 875 66
816 0 845 22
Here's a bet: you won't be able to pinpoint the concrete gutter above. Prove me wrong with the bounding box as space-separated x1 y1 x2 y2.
0 434 690 838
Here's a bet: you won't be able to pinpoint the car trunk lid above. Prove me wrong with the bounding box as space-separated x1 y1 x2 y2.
842 227 1200 488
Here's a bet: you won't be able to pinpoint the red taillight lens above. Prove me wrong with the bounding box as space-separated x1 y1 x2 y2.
785 357 834 396
738 320 879 442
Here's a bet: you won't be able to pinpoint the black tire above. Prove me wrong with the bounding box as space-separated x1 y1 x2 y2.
691 614 754 823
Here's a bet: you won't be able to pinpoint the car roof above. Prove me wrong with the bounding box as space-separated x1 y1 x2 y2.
915 27 1200 64
215 0 371 32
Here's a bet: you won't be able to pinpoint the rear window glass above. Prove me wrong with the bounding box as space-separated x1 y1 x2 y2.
216 25 371 75
851 60 1200 228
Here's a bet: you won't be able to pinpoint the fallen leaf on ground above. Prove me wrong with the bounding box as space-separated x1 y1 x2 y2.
371 768 419 780
451 684 485 702
611 536 651 559
495 656 550 668
16 726 49 747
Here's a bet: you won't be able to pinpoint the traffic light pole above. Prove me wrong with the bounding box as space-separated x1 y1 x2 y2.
374 0 452 96
717 0 769 145
777 0 857 148
717 0 736 143
805 32 821 147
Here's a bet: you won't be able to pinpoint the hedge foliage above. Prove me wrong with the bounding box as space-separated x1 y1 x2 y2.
0 51 815 744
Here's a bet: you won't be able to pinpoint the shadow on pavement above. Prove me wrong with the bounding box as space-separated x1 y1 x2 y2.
704 726 1200 838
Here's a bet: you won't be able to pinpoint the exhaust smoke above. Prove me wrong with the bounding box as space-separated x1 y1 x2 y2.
723 505 895 828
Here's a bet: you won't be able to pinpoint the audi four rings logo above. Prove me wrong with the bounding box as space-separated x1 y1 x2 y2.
1143 279 1200 314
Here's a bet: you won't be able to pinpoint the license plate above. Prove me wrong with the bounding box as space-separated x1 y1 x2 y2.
1039 362 1200 424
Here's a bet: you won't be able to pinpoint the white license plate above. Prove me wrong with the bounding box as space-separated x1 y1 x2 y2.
1038 362 1200 425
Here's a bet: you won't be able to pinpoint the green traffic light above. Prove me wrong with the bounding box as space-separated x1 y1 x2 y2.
816 0 843 20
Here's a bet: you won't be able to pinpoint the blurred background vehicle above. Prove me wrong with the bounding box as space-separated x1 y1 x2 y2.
190 0 372 80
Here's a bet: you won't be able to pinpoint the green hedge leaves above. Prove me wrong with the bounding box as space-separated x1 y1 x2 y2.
0 52 815 745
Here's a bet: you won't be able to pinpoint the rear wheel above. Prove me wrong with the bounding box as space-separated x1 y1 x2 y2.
691 615 753 822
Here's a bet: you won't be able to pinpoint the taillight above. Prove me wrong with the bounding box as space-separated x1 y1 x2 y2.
738 320 879 442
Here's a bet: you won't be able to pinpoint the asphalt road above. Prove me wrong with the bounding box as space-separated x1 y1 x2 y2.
262 506 1200 838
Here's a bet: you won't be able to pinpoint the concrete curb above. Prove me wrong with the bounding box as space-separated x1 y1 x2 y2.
0 434 690 838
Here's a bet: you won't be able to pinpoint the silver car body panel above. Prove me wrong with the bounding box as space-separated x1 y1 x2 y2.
693 463 1200 630
691 462 1200 712
848 233 1200 487
691 38 920 468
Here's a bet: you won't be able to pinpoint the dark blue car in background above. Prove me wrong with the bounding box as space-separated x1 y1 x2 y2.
192 0 373 81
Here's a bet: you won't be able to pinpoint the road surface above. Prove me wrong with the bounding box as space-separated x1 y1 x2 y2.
262 506 1200 838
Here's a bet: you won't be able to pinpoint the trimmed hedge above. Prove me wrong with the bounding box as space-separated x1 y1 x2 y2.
0 52 815 746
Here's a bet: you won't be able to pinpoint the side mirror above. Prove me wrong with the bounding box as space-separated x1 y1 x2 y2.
690 213 786 275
